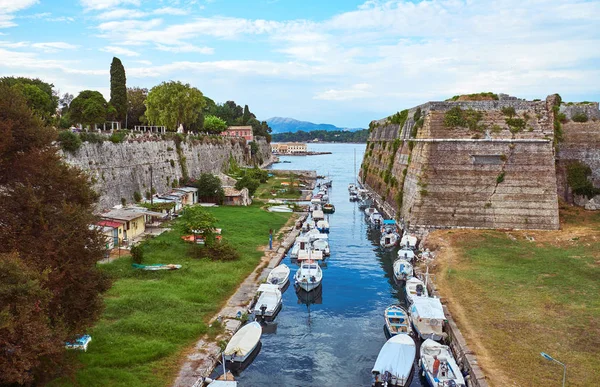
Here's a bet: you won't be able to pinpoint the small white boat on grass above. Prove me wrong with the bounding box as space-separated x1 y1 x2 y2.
400 233 418 250
384 305 412 337
268 205 293 213
267 264 290 289
380 232 399 248
294 260 323 292
290 236 310 259
371 334 416 387
253 284 282 321
405 277 428 305
223 322 262 363
312 239 330 256
393 259 413 282
397 248 415 261
316 220 330 233
419 339 465 387
410 298 446 341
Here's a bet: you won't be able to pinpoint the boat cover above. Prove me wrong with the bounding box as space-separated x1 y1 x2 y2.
208 382 237 387
257 284 281 293
383 220 396 225
411 297 445 320
397 249 415 260
268 264 289 282
401 234 418 248
312 210 324 219
372 334 416 379
298 250 323 260
224 322 261 357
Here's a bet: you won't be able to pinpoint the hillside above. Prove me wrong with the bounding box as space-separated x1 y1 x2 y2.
272 129 369 143
266 117 363 134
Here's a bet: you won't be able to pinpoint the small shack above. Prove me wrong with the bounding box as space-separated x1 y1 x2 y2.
223 187 251 206
101 209 146 242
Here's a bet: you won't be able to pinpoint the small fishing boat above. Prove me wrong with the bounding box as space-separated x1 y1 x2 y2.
410 297 446 341
312 209 324 221
371 334 416 387
317 220 330 233
419 339 465 387
393 259 413 282
267 264 290 289
384 305 412 337
397 248 415 262
405 277 428 305
348 183 357 192
223 322 262 363
268 205 293 213
311 197 322 206
380 232 399 248
365 207 377 217
358 198 371 210
306 230 328 242
400 233 418 250
312 239 330 256
349 191 359 201
294 260 323 292
370 212 384 226
381 219 398 233
290 236 310 259
323 203 335 214
253 284 282 321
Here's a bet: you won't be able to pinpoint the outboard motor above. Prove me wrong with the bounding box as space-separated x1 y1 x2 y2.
416 284 424 296
260 304 267 316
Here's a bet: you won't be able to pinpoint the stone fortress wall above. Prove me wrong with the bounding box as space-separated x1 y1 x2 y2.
361 94 600 232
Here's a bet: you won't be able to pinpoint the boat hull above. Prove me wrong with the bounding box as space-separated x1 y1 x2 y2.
253 301 282 322
295 279 322 292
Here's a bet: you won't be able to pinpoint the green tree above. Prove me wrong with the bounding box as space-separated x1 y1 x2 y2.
109 57 127 122
177 206 218 247
0 85 110 382
203 114 227 135
235 175 260 196
0 77 58 123
126 87 148 128
145 81 205 131
70 90 108 129
194 173 225 204
242 104 251 125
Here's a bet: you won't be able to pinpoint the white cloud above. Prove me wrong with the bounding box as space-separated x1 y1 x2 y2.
0 47 106 75
31 42 78 52
153 7 189 16
46 16 75 22
0 0 38 14
314 83 375 101
101 45 140 57
80 0 141 11
155 43 213 54
97 8 147 20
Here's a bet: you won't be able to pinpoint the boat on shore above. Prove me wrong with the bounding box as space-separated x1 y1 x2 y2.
384 305 412 338
223 322 262 364
419 339 465 387
294 260 323 292
405 277 428 305
267 264 290 289
371 334 416 387
410 297 446 341
253 284 282 321
393 259 413 282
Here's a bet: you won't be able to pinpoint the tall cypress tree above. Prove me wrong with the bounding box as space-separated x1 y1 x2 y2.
109 57 127 124
242 104 250 125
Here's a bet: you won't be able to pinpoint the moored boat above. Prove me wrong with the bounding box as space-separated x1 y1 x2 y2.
267 264 290 289
223 322 262 363
384 305 412 337
312 209 325 221
371 334 416 387
380 232 399 248
294 260 323 292
312 239 330 256
410 297 446 341
290 236 310 259
317 220 330 233
400 233 418 250
252 284 282 321
419 339 465 387
397 248 415 262
370 211 384 226
323 203 335 214
405 277 428 305
393 259 413 282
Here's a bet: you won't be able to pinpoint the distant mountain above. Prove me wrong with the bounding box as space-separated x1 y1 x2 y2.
266 117 364 134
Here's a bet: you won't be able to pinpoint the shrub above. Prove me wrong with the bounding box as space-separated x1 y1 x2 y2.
130 244 144 264
109 130 128 143
496 172 505 184
501 106 516 117
79 131 105 144
444 106 464 128
205 241 240 261
133 191 142 202
556 112 567 123
566 161 599 198
505 118 526 133
57 130 82 153
121 197 126 206
389 109 409 127
572 112 588 123
235 175 260 196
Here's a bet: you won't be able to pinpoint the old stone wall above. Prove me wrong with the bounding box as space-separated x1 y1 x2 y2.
362 95 561 231
63 135 272 209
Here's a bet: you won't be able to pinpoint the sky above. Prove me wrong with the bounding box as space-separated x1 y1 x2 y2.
0 0 599 128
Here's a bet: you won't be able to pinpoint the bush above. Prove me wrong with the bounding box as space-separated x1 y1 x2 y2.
235 176 259 196
496 172 505 184
567 161 599 198
501 106 516 117
133 191 142 202
130 244 144 264
572 112 588 123
205 241 240 261
109 130 128 143
505 118 526 133
57 130 82 153
79 131 105 144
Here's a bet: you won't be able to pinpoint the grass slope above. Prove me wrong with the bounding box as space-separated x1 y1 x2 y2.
431 206 600 386
55 205 290 387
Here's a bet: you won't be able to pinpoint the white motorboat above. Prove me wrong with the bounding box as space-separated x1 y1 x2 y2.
316 220 330 233
294 260 323 292
306 230 328 242
384 305 412 337
312 239 330 256
267 205 293 213
311 198 322 206
365 207 377 216
400 233 418 250
410 298 446 341
393 259 413 282
370 212 384 226
349 191 359 201
371 333 416 387
348 183 357 192
419 339 465 387
380 232 399 248
312 209 324 221
405 277 428 305
397 248 415 261
267 264 290 289
297 249 323 261
253 284 282 321
223 322 262 363
290 236 310 259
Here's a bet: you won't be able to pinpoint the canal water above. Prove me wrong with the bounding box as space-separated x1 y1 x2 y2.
236 143 426 387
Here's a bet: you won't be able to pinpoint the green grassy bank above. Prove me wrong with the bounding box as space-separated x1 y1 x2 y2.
53 205 291 387
432 207 600 386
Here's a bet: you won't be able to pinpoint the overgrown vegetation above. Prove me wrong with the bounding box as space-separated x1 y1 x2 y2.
58 130 82 153
446 92 498 101
443 106 484 131
272 129 368 143
572 112 589 123
566 161 600 198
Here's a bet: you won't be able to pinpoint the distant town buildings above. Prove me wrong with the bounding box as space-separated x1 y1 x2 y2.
271 142 308 154
221 126 254 142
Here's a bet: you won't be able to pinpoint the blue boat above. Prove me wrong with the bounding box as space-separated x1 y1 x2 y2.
384 305 412 337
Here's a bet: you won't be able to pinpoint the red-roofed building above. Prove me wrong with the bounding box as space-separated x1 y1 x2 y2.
221 126 253 142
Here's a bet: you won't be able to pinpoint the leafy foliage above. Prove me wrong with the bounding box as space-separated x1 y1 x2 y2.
192 173 225 204
109 57 127 122
235 175 260 196
203 114 228 134
205 241 240 261
0 77 58 123
388 109 409 128
145 81 206 131
446 92 498 101
272 129 369 143
501 106 516 117
126 87 147 128
572 112 589 123
177 206 218 245
58 130 82 153
70 90 108 128
130 244 144 264
505 118 526 133
443 106 484 131
567 161 599 198
0 85 110 383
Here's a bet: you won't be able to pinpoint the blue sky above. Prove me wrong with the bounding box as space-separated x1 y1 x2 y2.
1 0 599 128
